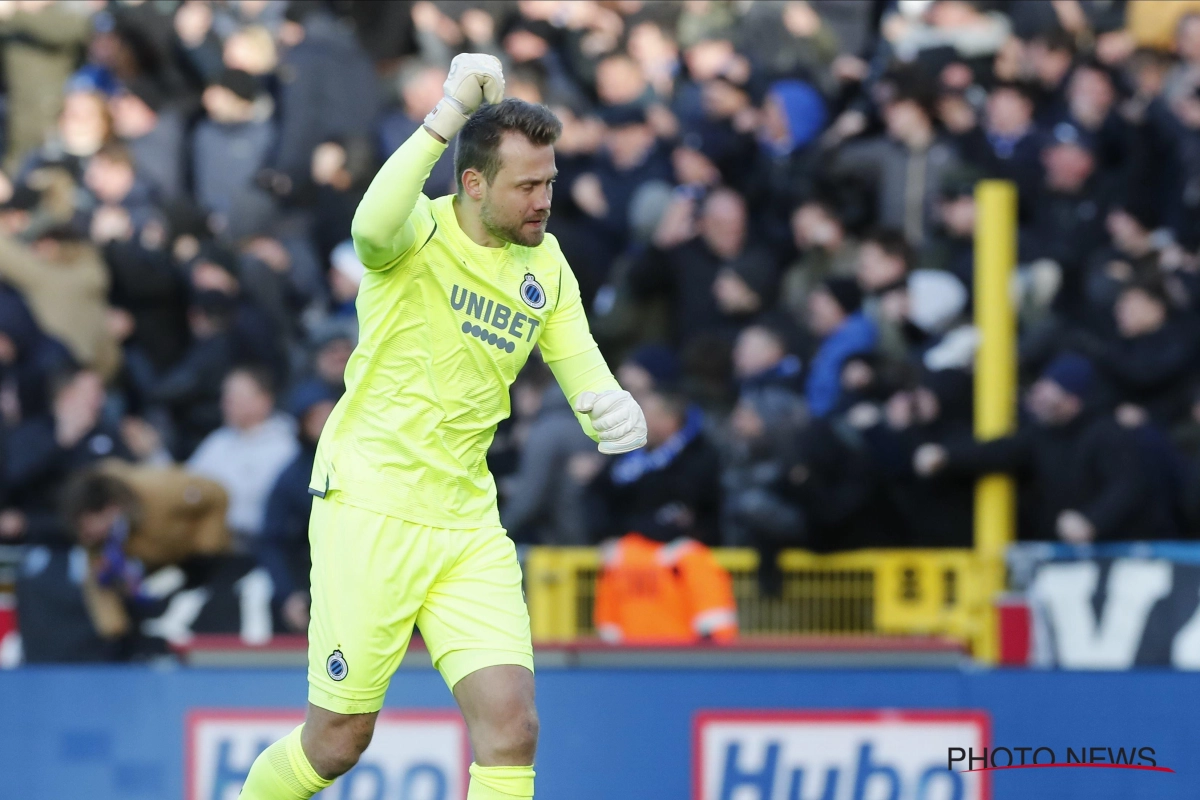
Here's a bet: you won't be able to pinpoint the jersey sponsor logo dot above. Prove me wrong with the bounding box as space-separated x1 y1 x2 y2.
460 320 518 353
520 274 546 309
326 649 348 681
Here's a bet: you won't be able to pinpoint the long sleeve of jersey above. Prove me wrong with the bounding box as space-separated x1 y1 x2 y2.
351 126 446 269
539 248 622 441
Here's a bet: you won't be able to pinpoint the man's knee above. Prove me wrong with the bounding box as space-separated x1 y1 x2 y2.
455 664 539 765
302 706 377 779
479 704 539 764
509 705 540 757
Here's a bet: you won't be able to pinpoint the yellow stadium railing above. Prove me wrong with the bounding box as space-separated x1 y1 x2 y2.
524 547 990 653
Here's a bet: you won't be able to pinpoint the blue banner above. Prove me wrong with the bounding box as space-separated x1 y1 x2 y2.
2 666 1199 799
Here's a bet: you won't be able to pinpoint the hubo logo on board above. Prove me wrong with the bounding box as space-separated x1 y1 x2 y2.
187 710 468 800
694 710 990 800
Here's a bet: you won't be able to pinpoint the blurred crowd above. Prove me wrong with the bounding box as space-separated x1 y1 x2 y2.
4 0 1200 652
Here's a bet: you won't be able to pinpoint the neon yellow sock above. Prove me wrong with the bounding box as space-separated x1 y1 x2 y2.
240 724 334 799
467 763 535 799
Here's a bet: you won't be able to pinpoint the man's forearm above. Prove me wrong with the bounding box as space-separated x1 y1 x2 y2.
548 347 621 443
351 127 447 268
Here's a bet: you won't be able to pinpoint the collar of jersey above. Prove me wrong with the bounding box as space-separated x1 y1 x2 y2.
438 195 512 255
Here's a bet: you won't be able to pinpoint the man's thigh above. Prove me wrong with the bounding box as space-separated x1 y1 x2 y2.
307 494 443 714
416 527 534 690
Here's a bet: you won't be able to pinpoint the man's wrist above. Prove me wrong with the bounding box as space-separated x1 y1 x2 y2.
423 125 447 145
423 96 472 142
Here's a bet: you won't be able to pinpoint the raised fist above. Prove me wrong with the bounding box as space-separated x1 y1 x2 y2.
423 53 505 142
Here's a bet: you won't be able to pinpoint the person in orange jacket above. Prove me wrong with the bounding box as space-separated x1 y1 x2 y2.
594 533 738 644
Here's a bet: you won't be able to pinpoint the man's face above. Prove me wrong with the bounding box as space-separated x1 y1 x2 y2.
605 122 655 167
301 400 336 443
732 326 784 379
78 506 121 548
791 203 839 248
1027 378 1080 426
110 93 156 138
884 99 928 140
986 88 1032 135
221 372 273 431
807 288 847 338
1107 210 1147 251
316 338 353 385
1178 16 1200 64
84 156 135 204
1043 143 1095 191
858 243 906 292
1115 288 1167 338
940 194 976 237
60 92 108 155
700 190 746 256
641 392 683 448
403 66 447 117
56 371 105 423
478 132 556 247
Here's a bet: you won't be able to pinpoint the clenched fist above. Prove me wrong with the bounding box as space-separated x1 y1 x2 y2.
423 53 505 142
574 390 648 455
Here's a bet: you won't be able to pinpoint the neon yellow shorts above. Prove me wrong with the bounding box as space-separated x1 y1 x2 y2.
306 491 534 715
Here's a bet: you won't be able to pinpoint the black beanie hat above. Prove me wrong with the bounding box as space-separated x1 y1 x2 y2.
822 277 863 315
124 77 166 113
214 68 259 102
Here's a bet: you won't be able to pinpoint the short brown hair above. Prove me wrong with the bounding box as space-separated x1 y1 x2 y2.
93 141 135 169
454 98 562 194
62 470 138 525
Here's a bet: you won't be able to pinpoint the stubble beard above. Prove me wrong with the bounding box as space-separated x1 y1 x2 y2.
481 195 547 247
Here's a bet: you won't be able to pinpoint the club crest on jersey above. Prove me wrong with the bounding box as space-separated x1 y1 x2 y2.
520 273 546 309
326 649 348 681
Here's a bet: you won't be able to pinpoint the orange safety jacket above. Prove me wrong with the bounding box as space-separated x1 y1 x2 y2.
594 533 738 643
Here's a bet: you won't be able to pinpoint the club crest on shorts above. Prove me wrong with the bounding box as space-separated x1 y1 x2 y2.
326 649 348 681
520 273 546 309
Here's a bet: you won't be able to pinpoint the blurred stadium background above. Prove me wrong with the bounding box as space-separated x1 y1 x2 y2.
3 0 1200 797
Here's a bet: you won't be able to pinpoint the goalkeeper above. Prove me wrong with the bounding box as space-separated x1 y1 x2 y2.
240 54 646 800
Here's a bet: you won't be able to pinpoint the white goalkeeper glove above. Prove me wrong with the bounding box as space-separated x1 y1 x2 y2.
575 390 648 455
423 53 505 142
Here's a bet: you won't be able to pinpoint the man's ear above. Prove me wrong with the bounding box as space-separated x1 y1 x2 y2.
462 168 485 201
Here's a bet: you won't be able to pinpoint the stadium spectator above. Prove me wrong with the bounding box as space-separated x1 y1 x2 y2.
16 88 112 187
258 379 338 633
781 198 861 325
953 81 1042 207
186 366 297 543
0 286 74 423
191 68 273 233
829 87 961 247
854 368 976 547
805 278 878 418
915 354 1178 542
63 461 230 639
378 61 455 197
628 186 777 347
109 79 187 201
0 1 92 173
145 289 236 459
1070 279 1200 425
586 389 721 545
1024 121 1116 317
268 2 379 189
500 360 596 545
0 171 120 381
3 368 133 546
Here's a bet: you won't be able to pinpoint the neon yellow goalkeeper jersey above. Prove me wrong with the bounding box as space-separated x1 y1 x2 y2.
310 129 616 528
